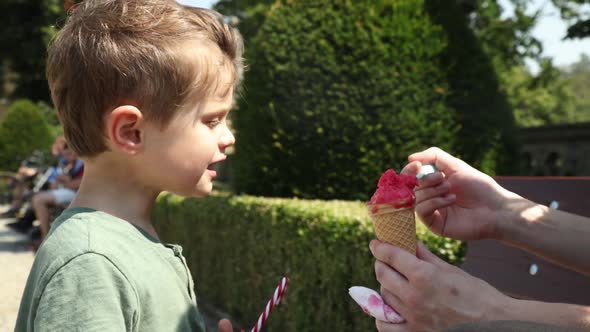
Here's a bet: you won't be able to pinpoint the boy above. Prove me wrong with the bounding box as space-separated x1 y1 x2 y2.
16 1 243 331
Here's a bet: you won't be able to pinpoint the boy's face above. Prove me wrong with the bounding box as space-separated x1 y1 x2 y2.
141 83 235 197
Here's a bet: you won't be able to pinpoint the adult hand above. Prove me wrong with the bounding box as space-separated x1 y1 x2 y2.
401 147 515 241
370 240 511 332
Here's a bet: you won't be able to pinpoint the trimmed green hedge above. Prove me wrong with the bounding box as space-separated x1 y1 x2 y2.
153 192 464 331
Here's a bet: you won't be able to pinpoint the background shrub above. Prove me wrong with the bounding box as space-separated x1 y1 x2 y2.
0 99 54 171
153 192 464 332
232 0 519 200
233 0 458 200
36 100 63 138
424 0 519 174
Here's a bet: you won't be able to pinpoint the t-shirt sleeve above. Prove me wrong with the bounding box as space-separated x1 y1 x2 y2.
34 253 138 332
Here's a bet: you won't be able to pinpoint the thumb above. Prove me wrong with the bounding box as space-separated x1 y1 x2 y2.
217 319 233 332
416 242 447 268
409 147 464 176
400 160 422 177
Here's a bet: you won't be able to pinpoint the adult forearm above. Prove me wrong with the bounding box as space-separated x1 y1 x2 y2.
503 297 590 330
497 197 590 276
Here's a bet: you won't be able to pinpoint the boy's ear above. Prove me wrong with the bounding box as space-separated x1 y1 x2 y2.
106 105 145 155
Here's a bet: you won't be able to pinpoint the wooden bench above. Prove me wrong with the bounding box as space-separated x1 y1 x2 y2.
461 177 590 306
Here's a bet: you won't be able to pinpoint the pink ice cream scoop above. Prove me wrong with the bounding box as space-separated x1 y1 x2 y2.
368 169 418 209
348 286 404 323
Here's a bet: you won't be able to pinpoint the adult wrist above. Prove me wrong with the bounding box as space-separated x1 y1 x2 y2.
493 189 539 243
484 293 521 322
492 298 590 329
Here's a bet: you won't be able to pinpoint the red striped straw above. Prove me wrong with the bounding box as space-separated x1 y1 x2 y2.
249 277 289 332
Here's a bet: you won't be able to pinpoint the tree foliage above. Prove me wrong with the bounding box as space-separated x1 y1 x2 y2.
466 1 581 128
562 53 590 120
425 0 519 174
0 0 64 102
469 0 543 70
213 0 274 42
552 0 590 39
506 61 576 127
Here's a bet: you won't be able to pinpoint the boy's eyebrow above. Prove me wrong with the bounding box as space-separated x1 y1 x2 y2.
213 100 236 114
203 108 231 116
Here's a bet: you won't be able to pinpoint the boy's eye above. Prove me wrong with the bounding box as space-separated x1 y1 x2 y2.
206 119 221 127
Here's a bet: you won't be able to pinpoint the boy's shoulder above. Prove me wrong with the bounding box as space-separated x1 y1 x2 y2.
34 208 161 279
17 208 207 332
40 207 141 253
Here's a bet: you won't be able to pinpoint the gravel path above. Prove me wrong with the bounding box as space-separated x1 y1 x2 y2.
0 217 35 332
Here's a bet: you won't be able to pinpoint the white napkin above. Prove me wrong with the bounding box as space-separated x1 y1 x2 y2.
348 286 404 323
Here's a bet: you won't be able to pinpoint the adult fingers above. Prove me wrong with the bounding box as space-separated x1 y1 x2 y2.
376 320 409 332
415 171 445 190
370 240 420 279
415 181 450 204
417 209 447 237
416 242 447 269
380 286 408 320
414 194 455 225
374 260 410 301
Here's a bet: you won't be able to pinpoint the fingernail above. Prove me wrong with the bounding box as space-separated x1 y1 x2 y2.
446 194 456 201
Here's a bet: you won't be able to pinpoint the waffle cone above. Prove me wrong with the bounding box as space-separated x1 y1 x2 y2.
369 205 416 255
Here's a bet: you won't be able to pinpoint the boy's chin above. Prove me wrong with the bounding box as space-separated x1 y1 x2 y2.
192 184 213 197
193 190 211 197
168 184 212 198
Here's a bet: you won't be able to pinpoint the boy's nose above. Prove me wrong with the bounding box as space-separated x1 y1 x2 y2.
219 127 235 149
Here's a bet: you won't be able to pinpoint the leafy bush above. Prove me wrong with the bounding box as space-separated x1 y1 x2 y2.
233 0 458 200
0 99 54 171
153 192 464 332
37 101 63 137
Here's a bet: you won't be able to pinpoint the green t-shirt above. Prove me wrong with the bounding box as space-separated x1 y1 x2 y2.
15 207 206 332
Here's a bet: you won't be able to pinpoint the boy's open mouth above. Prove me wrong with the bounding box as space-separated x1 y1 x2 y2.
207 157 226 170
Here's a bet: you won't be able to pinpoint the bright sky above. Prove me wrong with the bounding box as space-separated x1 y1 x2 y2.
179 0 589 72
498 0 590 72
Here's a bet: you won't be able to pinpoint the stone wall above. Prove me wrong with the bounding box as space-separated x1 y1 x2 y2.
519 123 590 176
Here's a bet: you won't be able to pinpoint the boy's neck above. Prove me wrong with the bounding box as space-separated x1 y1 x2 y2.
69 157 161 240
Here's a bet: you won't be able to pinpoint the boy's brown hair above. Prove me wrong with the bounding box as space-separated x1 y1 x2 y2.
47 0 244 157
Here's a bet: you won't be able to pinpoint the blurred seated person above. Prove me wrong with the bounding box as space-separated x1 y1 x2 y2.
1 136 67 218
30 142 83 249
